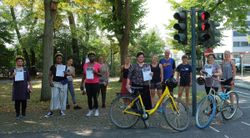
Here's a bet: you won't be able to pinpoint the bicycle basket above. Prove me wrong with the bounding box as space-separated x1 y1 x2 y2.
196 77 205 85
165 78 178 88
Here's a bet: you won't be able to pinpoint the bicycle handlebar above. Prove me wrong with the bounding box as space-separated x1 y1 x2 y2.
201 71 225 82
127 86 143 93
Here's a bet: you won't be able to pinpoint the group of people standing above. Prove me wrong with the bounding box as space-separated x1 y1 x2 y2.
11 51 109 120
10 49 235 119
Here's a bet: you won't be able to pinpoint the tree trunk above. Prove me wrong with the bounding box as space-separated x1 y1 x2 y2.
68 10 80 72
120 0 131 65
10 6 31 68
41 0 57 101
119 0 131 81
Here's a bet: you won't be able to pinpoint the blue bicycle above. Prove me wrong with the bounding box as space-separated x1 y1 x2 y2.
196 71 239 129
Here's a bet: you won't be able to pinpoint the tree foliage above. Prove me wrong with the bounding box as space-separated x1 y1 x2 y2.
130 29 165 62
101 0 146 66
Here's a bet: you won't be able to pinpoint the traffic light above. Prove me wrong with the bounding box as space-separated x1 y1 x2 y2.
210 21 221 46
197 11 210 44
173 11 187 45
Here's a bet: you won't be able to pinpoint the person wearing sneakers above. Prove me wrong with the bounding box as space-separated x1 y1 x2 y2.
81 51 101 117
66 57 82 110
176 55 192 105
98 56 109 108
45 52 69 117
10 55 33 120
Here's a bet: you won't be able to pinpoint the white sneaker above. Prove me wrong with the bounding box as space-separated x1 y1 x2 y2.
94 109 99 117
86 110 93 117
60 110 66 116
44 111 53 118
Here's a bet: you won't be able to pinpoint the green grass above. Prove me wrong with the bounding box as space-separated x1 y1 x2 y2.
0 79 123 113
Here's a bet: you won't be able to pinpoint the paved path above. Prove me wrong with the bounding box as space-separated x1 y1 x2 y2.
0 75 250 138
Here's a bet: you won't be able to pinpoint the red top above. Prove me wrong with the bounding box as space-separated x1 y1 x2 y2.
83 62 101 83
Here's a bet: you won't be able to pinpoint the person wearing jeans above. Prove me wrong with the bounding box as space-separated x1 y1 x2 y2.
66 57 81 110
81 51 101 117
98 56 109 108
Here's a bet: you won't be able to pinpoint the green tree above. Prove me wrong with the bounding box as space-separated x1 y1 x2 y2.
131 29 165 62
101 0 146 66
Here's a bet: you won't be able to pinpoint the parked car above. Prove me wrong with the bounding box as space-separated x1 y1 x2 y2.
232 58 241 71
232 58 250 71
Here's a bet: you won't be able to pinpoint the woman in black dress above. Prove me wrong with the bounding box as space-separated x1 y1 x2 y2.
11 55 32 120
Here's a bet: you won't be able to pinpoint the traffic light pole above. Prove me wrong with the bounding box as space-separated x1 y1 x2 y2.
191 7 197 116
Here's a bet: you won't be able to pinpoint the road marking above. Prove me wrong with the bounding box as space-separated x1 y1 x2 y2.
224 135 230 138
241 121 250 126
238 94 250 98
236 91 250 96
209 126 220 132
240 106 250 109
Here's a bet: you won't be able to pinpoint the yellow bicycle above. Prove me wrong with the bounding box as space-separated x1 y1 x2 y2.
109 84 190 131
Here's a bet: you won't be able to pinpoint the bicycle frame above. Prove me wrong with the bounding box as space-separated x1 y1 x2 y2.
123 86 179 117
207 82 235 111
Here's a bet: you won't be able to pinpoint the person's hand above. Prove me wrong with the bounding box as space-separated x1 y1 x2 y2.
230 80 234 86
150 72 153 76
13 72 16 76
49 81 54 87
126 84 131 92
64 71 71 76
28 85 33 93
82 88 86 95
80 84 83 90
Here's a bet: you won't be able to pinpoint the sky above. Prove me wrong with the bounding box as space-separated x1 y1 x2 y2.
142 0 173 40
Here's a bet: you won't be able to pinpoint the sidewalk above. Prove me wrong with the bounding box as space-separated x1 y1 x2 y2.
235 75 250 90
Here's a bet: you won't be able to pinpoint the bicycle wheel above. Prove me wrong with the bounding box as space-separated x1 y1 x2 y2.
221 91 239 120
196 95 216 129
109 95 139 128
162 98 190 132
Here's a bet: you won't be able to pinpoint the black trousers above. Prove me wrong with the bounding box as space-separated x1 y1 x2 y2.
15 100 27 117
98 84 107 106
132 84 152 110
85 83 100 110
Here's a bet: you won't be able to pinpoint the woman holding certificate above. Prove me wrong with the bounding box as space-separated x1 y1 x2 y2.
200 53 222 94
126 52 152 110
81 51 101 117
11 56 32 120
45 52 69 118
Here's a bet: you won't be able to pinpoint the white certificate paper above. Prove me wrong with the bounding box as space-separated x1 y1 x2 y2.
56 65 66 77
142 67 152 81
86 67 94 79
15 71 24 81
205 67 213 76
